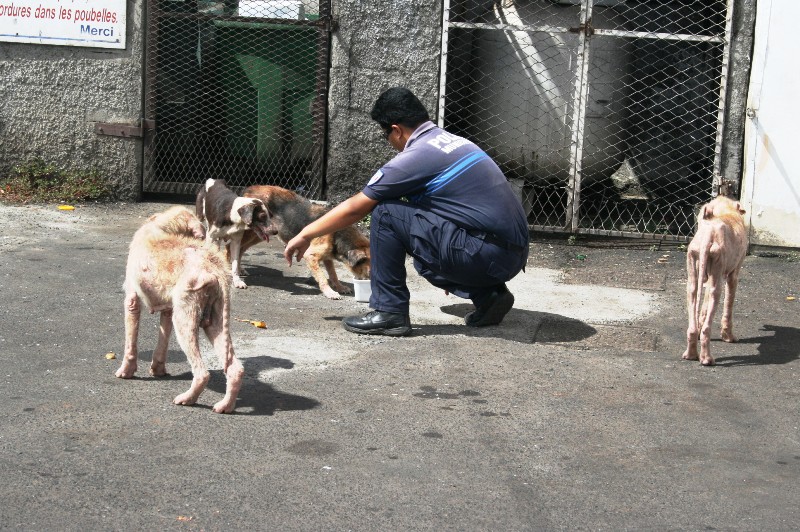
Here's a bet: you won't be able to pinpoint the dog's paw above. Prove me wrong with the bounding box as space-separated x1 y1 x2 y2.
212 398 236 414
720 330 738 343
173 391 199 406
333 283 352 295
149 363 168 377
681 350 698 361
115 362 137 378
322 286 343 299
233 276 248 289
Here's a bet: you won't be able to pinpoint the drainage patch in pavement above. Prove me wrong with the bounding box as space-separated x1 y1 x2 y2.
535 320 659 352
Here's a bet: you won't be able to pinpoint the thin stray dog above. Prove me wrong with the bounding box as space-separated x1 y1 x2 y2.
115 206 245 413
196 178 274 289
236 184 371 299
682 195 747 366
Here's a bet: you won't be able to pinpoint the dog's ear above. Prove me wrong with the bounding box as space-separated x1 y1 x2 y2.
735 202 746 215
347 249 369 268
254 200 270 224
237 202 255 225
702 204 714 220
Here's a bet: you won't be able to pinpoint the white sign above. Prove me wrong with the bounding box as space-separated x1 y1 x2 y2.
0 0 126 49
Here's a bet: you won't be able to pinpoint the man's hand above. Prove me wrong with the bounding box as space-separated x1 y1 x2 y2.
282 192 377 267
284 234 311 266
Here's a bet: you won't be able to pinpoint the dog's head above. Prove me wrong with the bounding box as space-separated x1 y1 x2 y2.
702 195 746 220
148 206 206 240
346 249 371 280
234 198 274 242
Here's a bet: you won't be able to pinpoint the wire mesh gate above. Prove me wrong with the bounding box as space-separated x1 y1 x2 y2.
439 0 732 240
142 0 331 198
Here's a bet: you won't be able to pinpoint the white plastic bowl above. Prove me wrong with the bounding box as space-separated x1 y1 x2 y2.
352 279 371 302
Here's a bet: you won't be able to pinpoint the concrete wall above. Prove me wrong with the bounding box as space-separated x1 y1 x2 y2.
0 0 760 220
0 0 440 203
324 0 442 203
720 0 756 193
0 0 145 200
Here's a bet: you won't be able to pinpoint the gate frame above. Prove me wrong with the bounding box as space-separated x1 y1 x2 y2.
141 0 333 198
438 0 736 242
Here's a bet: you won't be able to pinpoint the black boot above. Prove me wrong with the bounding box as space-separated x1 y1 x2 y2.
465 285 514 327
343 310 412 336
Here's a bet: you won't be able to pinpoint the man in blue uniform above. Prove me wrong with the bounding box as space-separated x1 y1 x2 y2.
284 87 529 336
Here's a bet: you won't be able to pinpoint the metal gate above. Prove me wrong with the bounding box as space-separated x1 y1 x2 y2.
439 0 732 240
142 0 332 198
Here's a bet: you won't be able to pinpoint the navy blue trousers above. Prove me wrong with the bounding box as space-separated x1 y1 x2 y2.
368 200 528 314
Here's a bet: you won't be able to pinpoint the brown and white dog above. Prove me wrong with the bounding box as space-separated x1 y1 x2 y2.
116 206 244 413
682 195 748 366
236 184 371 299
196 178 274 289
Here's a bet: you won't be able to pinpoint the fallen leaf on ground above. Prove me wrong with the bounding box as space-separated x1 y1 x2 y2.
105 352 116 360
235 318 267 328
57 205 75 211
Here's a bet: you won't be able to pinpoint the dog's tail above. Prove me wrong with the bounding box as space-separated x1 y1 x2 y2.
196 247 235 372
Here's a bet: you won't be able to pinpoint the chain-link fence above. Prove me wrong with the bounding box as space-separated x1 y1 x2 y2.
440 0 731 240
143 0 331 198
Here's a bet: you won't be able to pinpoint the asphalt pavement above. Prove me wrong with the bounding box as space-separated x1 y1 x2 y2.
1 200 798 531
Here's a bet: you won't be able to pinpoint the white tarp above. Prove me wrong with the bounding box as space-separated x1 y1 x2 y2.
742 0 800 248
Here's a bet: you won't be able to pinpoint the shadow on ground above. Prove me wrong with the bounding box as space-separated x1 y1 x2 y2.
714 324 800 367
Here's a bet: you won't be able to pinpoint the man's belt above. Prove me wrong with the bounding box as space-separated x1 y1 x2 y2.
465 228 526 253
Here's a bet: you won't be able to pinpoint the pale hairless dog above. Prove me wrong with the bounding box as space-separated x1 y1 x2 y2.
682 195 747 366
116 206 244 413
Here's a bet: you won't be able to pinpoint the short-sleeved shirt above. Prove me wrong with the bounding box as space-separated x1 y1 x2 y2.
362 121 529 248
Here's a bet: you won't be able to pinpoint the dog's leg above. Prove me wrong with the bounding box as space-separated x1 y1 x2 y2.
698 272 723 366
229 236 248 289
720 269 741 343
170 303 210 407
306 253 341 299
116 291 141 378
324 259 351 294
149 309 172 377
682 254 700 362
203 300 243 414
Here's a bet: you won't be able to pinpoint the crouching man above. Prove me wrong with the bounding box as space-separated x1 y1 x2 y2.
284 87 529 336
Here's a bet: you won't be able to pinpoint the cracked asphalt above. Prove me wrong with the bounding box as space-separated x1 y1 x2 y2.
1 200 798 530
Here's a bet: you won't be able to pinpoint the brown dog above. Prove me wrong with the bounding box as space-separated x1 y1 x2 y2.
237 185 371 299
682 195 748 366
116 206 245 413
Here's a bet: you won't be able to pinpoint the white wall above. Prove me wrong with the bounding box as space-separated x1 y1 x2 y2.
741 0 800 248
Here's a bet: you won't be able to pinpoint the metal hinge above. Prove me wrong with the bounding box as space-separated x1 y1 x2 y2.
95 119 155 138
714 176 738 197
568 20 595 36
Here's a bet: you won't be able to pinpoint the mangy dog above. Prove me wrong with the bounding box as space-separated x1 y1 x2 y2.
682 195 747 366
237 185 371 299
196 178 274 289
116 206 244 414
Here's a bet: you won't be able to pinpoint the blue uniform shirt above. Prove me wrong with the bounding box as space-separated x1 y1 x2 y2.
362 121 529 248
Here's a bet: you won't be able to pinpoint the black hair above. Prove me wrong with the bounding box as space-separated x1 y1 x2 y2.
370 87 431 133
